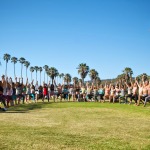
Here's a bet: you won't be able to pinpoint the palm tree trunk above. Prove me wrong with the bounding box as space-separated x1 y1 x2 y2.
31 72 32 81
26 67 27 80
14 63 15 79
5 61 7 88
5 61 7 79
82 78 84 86
40 72 41 85
21 64 23 78
44 71 45 83
36 72 37 83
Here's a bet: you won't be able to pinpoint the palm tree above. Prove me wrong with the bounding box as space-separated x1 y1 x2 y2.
59 73 64 84
64 73 72 85
117 73 125 83
89 69 99 84
47 67 59 84
77 63 89 85
30 67 34 81
11 57 18 79
19 57 26 78
78 79 82 85
43 65 49 83
24 61 30 79
38 67 43 85
72 77 78 86
34 66 39 83
123 67 133 81
3 53 11 79
136 73 148 82
95 77 101 85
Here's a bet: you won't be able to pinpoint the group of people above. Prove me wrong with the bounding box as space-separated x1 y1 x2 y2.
0 75 150 111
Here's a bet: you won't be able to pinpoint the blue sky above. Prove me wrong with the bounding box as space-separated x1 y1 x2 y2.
0 0 150 83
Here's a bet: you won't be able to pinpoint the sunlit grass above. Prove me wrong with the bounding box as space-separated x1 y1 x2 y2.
0 101 150 150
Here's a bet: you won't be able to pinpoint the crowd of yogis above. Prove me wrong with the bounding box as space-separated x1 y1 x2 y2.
0 75 150 111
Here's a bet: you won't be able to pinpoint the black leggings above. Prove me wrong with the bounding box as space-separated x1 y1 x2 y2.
131 94 138 103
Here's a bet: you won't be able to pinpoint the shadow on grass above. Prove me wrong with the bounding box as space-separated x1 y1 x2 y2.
0 102 52 113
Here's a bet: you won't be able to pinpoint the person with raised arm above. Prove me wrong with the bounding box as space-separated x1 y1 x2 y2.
30 79 35 102
42 82 49 102
104 82 110 101
109 84 116 103
113 83 120 103
118 84 125 104
130 78 138 105
35 81 39 102
135 78 143 106
6 77 13 107
25 78 31 103
80 85 86 102
92 83 98 102
1 75 7 97
15 77 25 104
98 84 105 103
86 82 92 102
124 81 132 104
57 83 62 102
143 80 150 107
0 80 7 111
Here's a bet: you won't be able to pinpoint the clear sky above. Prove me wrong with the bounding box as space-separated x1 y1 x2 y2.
0 0 150 83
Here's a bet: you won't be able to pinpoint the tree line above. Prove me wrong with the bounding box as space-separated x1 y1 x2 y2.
2 53 150 86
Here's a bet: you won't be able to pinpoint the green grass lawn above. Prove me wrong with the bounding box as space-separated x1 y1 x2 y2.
0 101 150 150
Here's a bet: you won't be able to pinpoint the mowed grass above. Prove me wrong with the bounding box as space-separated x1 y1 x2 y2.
0 101 150 150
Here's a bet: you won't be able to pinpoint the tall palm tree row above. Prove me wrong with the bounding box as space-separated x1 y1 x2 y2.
24 61 30 79
3 53 11 79
77 63 89 85
11 56 18 79
19 57 26 79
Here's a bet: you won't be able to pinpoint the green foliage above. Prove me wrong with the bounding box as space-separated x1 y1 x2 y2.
77 63 89 83
64 73 72 84
3 53 11 63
